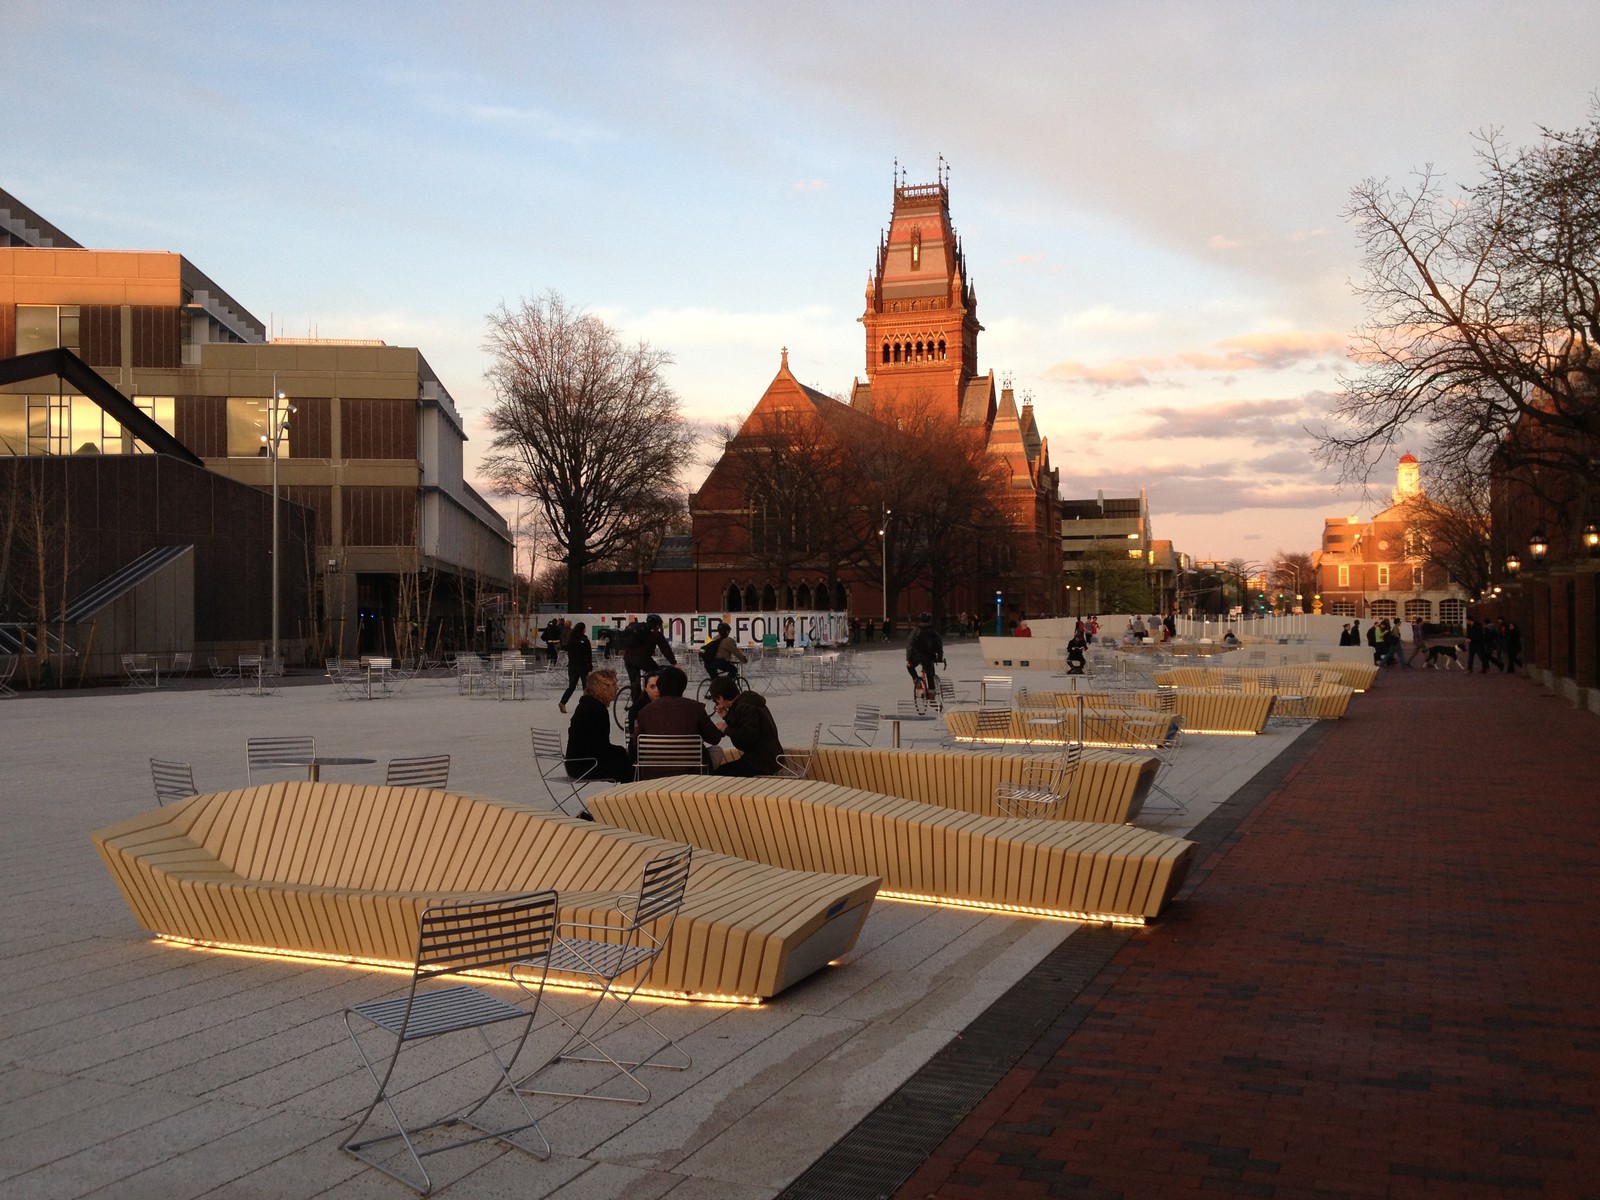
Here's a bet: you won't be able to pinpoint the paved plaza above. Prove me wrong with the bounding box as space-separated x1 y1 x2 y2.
11 641 1571 1198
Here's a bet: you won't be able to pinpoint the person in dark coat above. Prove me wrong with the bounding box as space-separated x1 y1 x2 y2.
559 621 593 713
565 669 632 783
707 677 784 776
630 666 723 763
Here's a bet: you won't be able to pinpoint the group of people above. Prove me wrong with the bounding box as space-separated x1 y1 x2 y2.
1336 617 1522 674
562 614 786 795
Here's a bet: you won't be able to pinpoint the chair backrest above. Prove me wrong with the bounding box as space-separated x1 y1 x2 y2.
246 735 315 782
632 846 693 926
982 675 1012 705
974 707 1013 737
385 754 450 789
170 651 192 675
414 890 559 979
1155 690 1178 713
635 734 705 777
530 727 564 759
854 704 880 734
150 758 197 806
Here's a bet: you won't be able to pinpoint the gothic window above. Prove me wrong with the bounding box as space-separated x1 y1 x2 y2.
915 340 924 360
762 584 778 611
796 582 811 609
744 584 759 611
911 227 921 269
834 582 849 610
726 583 743 612
938 339 947 360
893 343 901 363
882 343 890 364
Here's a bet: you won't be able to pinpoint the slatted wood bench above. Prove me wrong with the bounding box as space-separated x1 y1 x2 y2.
90 782 880 1001
801 743 1158 824
1157 662 1376 695
1150 670 1358 716
589 776 1196 923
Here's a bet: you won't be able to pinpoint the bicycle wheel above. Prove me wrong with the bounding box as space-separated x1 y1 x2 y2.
912 680 930 715
611 683 633 731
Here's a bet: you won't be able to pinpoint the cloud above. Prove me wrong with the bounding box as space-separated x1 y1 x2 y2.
1013 253 1044 264
1124 396 1318 446
1047 359 1152 388
416 95 616 146
792 178 827 191
1048 328 1347 390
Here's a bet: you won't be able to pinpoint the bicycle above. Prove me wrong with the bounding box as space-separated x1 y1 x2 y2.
907 657 942 714
697 662 747 711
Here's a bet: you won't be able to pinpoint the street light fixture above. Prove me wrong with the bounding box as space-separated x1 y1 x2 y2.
1528 529 1549 561
1505 552 1521 578
1584 522 1600 558
259 373 295 666
879 507 892 631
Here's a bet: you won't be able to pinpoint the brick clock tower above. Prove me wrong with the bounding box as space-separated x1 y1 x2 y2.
854 164 980 420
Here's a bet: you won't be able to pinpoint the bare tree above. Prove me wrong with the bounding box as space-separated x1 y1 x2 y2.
482 291 694 611
1402 471 1494 598
1268 550 1316 609
1321 104 1600 550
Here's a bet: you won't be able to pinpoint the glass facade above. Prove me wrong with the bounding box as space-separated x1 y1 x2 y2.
226 397 292 458
0 394 174 456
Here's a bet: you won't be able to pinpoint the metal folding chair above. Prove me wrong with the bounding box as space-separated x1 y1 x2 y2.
995 743 1085 818
245 734 314 784
169 651 192 678
207 655 239 692
980 675 1012 706
342 890 560 1194
150 758 198 806
970 706 1014 746
777 722 823 779
826 703 880 746
514 848 692 1104
121 653 157 688
634 734 706 780
384 755 451 789
530 728 597 816
0 655 18 698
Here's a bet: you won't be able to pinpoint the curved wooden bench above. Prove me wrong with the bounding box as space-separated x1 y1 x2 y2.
590 777 1196 923
805 743 1158 824
1029 689 1277 734
90 782 879 1001
1157 663 1376 695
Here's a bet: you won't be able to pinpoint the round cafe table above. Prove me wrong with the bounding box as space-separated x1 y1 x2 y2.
277 755 376 782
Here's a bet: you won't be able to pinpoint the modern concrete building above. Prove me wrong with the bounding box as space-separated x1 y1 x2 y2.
0 187 510 673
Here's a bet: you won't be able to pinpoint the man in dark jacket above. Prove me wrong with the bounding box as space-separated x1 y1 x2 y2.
630 666 722 770
707 676 783 776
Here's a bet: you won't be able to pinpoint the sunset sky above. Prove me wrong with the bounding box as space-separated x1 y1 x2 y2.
7 1 1596 561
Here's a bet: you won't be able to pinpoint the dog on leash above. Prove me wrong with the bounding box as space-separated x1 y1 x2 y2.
1424 642 1467 670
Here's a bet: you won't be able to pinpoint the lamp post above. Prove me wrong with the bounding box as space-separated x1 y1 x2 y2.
692 538 701 614
995 589 1003 637
879 507 892 630
260 374 294 665
1584 522 1600 558
1529 529 1549 562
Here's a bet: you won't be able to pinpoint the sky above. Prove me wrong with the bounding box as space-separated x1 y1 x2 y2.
6 1 1597 562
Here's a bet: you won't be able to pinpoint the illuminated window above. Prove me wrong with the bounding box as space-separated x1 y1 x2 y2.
1411 564 1423 588
15 305 80 356
1377 565 1390 588
1337 565 1349 586
226 397 292 458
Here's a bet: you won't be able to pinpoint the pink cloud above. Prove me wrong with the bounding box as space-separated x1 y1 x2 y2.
1046 359 1151 388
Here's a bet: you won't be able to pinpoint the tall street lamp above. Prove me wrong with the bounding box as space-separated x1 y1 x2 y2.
879 507 892 630
260 374 294 665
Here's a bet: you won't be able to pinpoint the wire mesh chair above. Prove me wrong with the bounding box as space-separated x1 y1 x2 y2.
207 655 239 692
384 755 451 790
994 743 1085 818
341 890 560 1195
169 651 192 678
531 727 597 816
245 735 315 784
777 722 823 779
121 653 157 688
826 703 880 746
150 758 198 806
634 734 706 781
514 847 693 1105
970 706 1015 746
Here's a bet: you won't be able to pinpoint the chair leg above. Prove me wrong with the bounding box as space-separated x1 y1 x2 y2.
342 1013 550 1194
514 974 690 1105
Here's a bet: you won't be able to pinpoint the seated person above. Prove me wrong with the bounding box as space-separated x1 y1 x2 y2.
631 665 724 770
565 669 633 784
707 676 783 776
1066 631 1088 674
1222 628 1241 646
702 621 746 679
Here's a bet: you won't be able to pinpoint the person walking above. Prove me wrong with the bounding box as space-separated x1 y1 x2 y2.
558 620 592 714
1406 618 1427 665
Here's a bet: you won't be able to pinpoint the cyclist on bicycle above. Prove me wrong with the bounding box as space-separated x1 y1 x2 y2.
906 611 943 697
621 614 676 714
701 621 745 683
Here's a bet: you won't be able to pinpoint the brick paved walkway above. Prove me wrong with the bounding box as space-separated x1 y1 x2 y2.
898 669 1600 1199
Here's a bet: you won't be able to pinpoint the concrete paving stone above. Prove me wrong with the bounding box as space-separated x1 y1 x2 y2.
1 641 1315 1198
0 1072 189 1154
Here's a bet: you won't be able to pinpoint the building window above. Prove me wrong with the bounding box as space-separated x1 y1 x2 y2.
1439 598 1466 630
881 343 890 364
1370 599 1397 619
1337 564 1349 587
1404 599 1432 623
1411 564 1424 588
1377 565 1390 589
15 305 80 356
1328 600 1357 617
226 397 292 458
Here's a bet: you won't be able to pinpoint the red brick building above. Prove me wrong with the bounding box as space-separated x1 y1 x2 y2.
634 175 1061 626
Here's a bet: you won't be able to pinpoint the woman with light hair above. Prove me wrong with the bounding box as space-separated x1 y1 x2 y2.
564 668 632 783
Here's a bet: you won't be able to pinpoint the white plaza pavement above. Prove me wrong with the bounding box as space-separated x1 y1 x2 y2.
0 640 1311 1199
